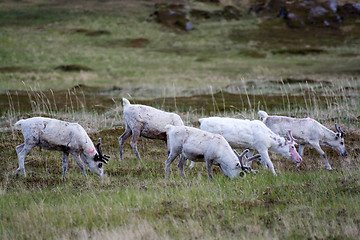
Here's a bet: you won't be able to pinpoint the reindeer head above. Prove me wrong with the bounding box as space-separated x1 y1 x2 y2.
233 149 261 176
216 149 249 178
283 130 302 163
94 138 110 165
89 138 110 177
332 123 347 157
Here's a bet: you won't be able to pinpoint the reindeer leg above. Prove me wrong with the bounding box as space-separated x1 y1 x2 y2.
16 143 33 177
164 151 180 180
62 152 69 179
72 153 87 177
130 124 143 167
164 139 170 156
258 150 277 176
205 158 214 179
189 161 195 169
296 144 306 169
310 142 332 170
177 155 187 181
118 124 132 162
322 153 331 170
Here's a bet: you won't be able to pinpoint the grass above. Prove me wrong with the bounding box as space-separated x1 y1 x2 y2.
0 0 360 239
1 129 359 239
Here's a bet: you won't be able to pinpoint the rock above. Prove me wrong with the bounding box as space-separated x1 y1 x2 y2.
249 0 359 28
249 0 287 15
190 9 212 19
195 0 220 3
324 1 338 13
339 3 360 19
148 3 194 31
284 0 342 28
221 6 242 20
191 5 242 20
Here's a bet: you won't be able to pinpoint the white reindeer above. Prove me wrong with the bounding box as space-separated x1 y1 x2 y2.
198 117 302 176
14 117 110 178
119 98 184 166
258 110 347 170
164 125 260 180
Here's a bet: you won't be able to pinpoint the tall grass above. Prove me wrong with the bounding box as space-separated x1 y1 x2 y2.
4 77 358 131
4 85 123 134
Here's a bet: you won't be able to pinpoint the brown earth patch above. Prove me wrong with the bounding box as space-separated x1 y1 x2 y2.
54 64 93 72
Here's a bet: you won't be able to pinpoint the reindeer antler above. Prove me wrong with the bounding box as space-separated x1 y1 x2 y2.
233 149 261 174
96 138 110 164
287 130 298 143
233 149 249 169
335 123 346 137
247 154 261 162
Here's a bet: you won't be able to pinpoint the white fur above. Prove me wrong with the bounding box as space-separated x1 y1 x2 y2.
198 117 302 176
258 110 347 170
119 98 184 165
14 117 105 178
164 125 244 180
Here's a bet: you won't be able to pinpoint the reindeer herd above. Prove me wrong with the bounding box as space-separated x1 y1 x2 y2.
13 98 348 180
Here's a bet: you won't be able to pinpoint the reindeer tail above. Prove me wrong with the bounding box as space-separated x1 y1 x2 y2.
122 98 131 107
258 110 268 121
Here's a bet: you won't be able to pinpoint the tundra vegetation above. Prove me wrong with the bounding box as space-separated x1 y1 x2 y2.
0 0 359 239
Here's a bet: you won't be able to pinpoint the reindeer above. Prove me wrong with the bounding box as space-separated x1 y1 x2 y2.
198 117 302 176
164 125 260 180
14 117 110 178
258 110 347 170
119 98 184 166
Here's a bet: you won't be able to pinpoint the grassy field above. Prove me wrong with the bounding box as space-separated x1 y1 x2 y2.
0 0 360 239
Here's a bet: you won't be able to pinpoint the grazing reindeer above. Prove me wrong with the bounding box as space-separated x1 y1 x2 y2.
14 117 110 178
164 125 260 180
119 98 184 166
198 117 302 176
258 110 347 170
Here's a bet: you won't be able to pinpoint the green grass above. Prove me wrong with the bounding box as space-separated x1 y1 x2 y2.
1 123 359 239
0 0 360 239
0 1 359 92
1 133 359 239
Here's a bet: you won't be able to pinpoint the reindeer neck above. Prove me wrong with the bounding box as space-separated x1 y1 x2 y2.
83 136 97 157
269 132 286 152
320 125 336 144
